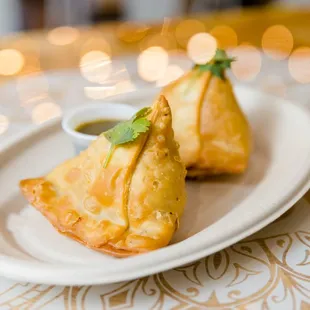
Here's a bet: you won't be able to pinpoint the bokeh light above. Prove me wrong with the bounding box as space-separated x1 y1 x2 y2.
140 33 177 51
175 19 205 48
6 36 41 75
262 25 294 60
80 51 112 84
288 47 310 84
210 25 238 49
156 65 184 87
117 22 149 43
32 102 62 124
231 44 262 81
187 33 217 64
137 46 169 82
0 49 24 76
47 26 79 46
80 35 111 56
0 115 9 135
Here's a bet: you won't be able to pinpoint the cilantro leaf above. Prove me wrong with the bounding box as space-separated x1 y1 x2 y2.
104 123 135 145
102 107 151 168
194 48 236 79
131 118 151 137
131 107 151 121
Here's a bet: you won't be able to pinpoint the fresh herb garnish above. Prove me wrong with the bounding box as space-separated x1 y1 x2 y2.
194 48 236 79
102 107 152 168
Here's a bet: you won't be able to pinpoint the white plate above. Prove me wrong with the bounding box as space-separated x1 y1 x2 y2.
0 86 310 286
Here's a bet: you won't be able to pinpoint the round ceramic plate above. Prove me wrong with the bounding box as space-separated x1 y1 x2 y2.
0 86 310 286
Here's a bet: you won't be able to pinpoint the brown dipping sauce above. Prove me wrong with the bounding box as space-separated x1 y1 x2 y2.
75 119 120 136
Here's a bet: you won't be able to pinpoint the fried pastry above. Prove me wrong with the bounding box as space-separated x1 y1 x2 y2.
160 49 252 176
20 96 186 257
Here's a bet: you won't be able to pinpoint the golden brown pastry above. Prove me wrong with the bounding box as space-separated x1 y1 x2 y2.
20 96 186 257
160 49 252 176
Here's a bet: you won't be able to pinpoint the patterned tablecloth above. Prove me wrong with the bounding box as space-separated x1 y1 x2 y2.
0 51 310 309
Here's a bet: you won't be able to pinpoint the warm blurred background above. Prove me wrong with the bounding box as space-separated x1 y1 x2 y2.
0 0 309 131
1 0 309 33
1 0 308 33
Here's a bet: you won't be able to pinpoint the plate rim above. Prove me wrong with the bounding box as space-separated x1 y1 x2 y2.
1 86 310 286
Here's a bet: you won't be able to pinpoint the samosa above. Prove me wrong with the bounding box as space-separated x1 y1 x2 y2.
20 96 186 257
160 49 252 177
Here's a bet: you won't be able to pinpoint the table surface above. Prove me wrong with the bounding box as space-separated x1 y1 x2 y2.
0 5 310 310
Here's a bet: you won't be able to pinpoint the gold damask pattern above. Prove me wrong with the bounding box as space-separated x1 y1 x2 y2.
1 220 310 309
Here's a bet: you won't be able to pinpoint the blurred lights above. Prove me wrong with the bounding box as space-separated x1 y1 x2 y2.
80 36 111 57
0 115 9 135
187 33 217 64
0 49 24 76
231 44 262 81
80 51 112 84
156 65 184 87
262 25 293 60
288 47 310 84
47 26 79 46
210 25 238 49
137 46 169 82
83 62 135 99
175 19 205 48
32 102 62 124
117 22 149 43
140 33 176 51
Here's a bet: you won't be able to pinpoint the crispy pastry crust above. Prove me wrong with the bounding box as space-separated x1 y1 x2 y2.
161 70 252 176
20 96 186 257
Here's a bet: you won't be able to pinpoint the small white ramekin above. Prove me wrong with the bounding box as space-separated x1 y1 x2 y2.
61 103 138 154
